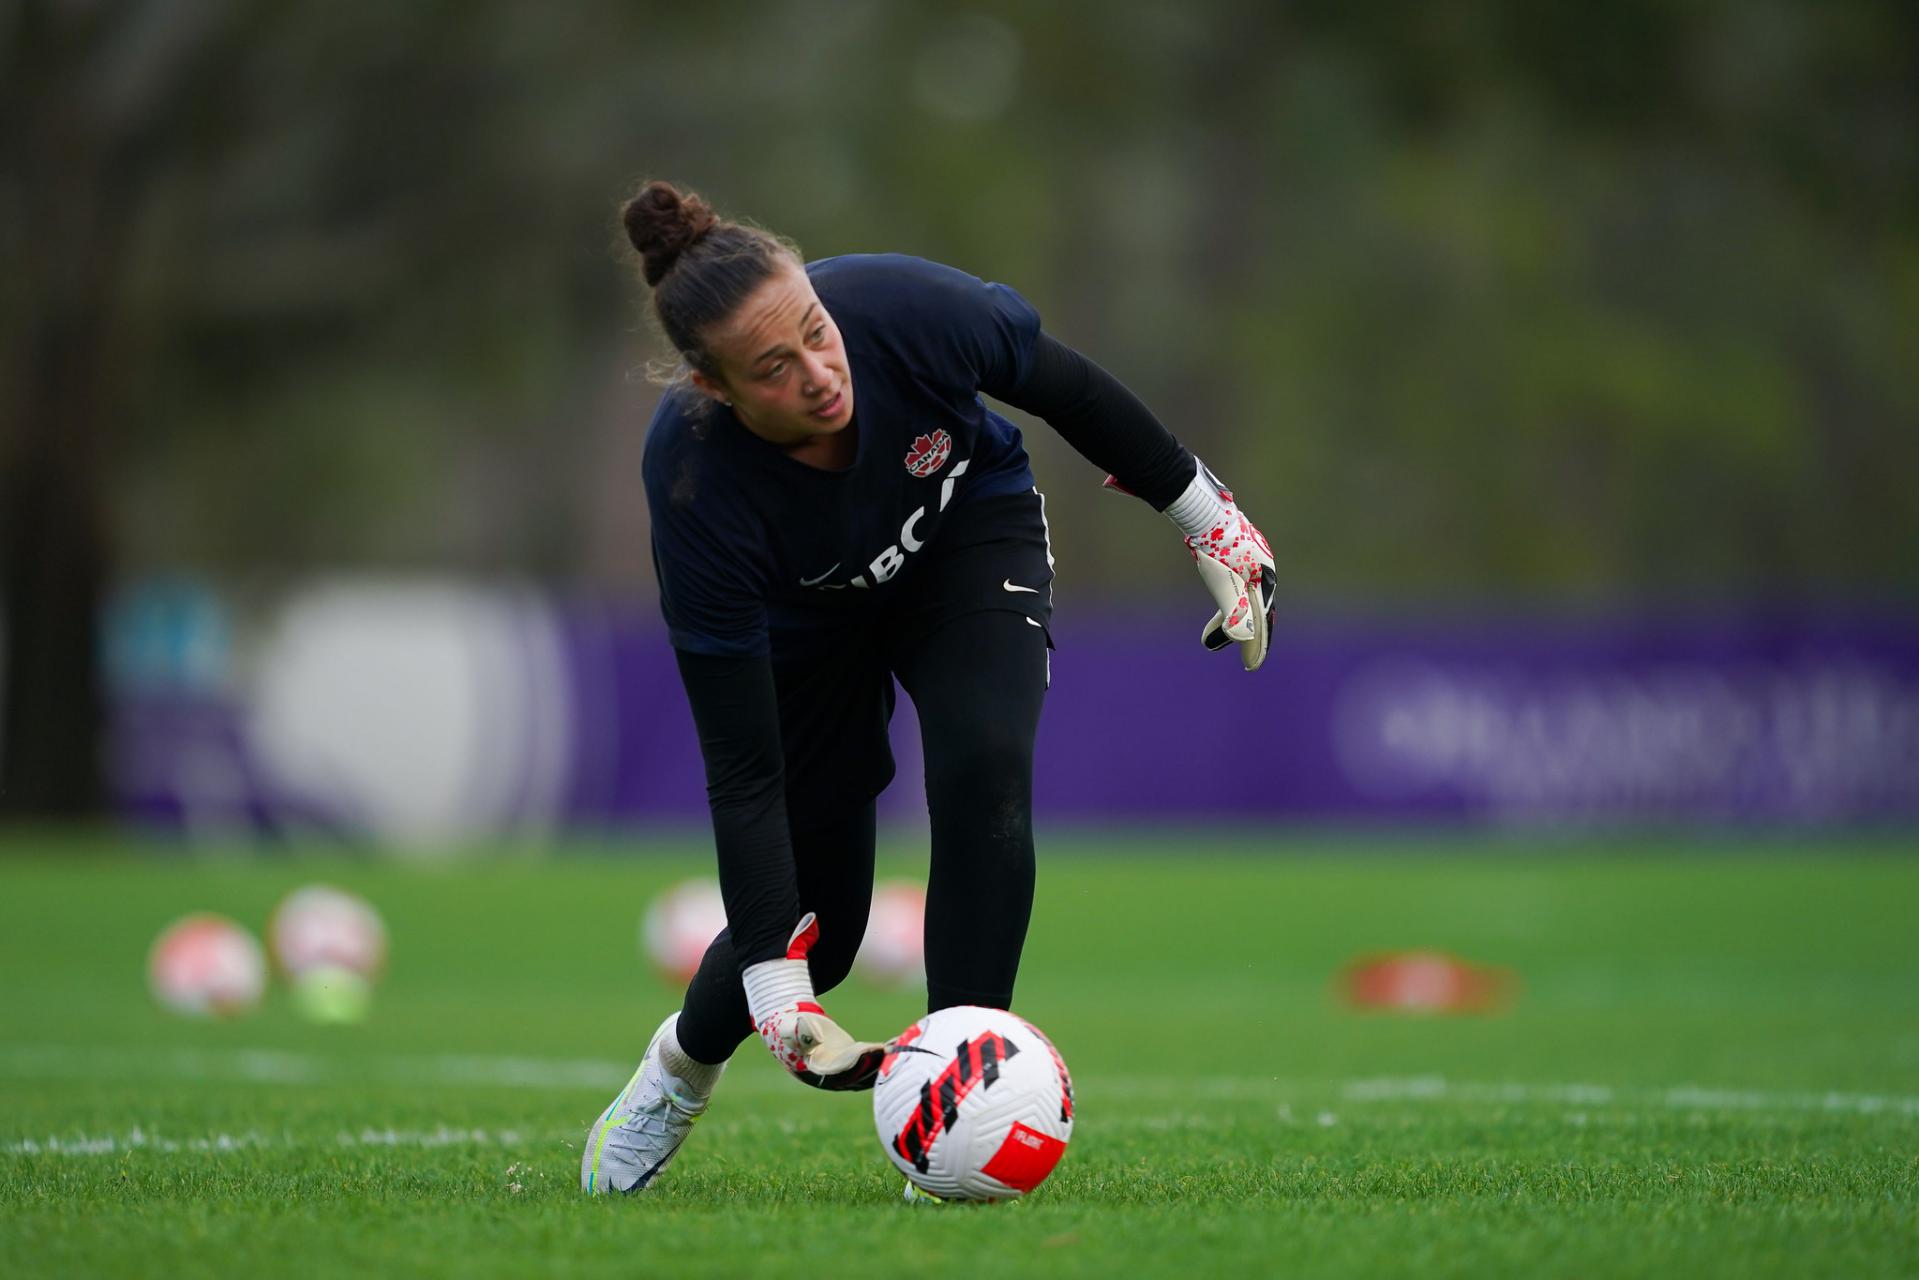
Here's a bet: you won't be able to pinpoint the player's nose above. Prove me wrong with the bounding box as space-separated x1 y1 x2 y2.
800 352 832 394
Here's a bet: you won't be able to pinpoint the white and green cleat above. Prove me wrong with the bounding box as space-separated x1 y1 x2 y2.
901 1180 948 1206
582 1014 719 1194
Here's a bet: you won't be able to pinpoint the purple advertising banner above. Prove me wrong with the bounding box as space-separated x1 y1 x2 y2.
116 598 1919 836
554 608 1919 828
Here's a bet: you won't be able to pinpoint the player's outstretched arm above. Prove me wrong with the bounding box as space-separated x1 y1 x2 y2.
675 650 806 960
675 651 891 1088
996 333 1277 671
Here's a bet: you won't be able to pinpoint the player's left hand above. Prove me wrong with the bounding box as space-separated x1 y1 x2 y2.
1186 481 1276 672
742 913 890 1091
1109 467 1276 672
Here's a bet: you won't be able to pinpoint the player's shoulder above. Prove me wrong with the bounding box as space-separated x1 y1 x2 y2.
808 253 999 326
640 384 703 469
641 386 733 515
810 254 1040 385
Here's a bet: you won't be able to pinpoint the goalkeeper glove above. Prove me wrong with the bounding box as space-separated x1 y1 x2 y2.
742 913 889 1091
1105 460 1276 672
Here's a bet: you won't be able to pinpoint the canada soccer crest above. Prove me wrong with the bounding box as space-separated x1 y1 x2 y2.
904 430 952 478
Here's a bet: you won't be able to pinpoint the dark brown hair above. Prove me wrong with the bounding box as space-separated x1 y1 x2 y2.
620 180 799 377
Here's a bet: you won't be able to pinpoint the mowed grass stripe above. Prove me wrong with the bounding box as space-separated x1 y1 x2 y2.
6 1042 1918 1117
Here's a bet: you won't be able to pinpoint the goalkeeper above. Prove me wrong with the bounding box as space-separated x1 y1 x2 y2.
584 181 1274 1194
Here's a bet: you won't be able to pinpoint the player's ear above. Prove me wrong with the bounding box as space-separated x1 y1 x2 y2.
688 368 732 407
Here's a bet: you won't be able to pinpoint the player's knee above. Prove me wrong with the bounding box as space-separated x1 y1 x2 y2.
927 712 1035 794
930 756 1034 858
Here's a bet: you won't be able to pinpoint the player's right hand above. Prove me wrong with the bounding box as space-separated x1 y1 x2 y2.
756 1003 888 1090
742 913 889 1091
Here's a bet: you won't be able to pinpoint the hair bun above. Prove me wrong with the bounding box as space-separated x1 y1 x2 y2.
622 181 720 286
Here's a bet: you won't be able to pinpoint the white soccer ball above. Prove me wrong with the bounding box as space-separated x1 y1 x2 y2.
148 913 267 1018
855 881 925 986
269 884 388 979
872 1005 1075 1201
640 878 727 984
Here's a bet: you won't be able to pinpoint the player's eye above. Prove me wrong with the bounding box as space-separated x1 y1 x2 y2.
763 360 787 380
808 325 826 345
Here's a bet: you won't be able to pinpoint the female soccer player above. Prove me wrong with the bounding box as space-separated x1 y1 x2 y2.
583 181 1274 1194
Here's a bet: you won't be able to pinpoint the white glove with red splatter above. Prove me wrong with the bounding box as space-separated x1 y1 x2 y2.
1106 460 1276 671
741 913 889 1091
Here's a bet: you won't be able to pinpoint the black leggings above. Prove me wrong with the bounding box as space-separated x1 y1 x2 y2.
675 607 1049 1065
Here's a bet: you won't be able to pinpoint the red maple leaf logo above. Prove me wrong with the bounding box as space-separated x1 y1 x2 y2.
903 430 952 478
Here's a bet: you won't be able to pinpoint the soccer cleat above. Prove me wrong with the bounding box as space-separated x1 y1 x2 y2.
581 1014 719 1194
901 1180 948 1206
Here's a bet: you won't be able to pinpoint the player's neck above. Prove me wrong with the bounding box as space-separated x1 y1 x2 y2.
784 424 858 472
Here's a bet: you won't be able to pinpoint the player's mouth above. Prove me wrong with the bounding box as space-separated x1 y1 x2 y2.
810 390 844 420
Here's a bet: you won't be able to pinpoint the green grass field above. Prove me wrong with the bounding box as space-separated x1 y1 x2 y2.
2 834 1916 1278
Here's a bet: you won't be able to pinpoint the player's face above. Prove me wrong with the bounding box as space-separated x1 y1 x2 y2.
692 263 855 447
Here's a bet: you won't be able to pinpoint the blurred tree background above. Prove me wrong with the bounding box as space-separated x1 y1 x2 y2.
3 0 1916 814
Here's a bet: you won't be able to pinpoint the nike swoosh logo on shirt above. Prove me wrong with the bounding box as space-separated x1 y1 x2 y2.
1002 579 1040 594
799 564 841 588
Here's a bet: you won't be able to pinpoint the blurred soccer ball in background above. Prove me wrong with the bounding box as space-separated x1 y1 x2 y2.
873 1005 1074 1202
270 885 388 1023
640 878 727 984
855 881 925 987
148 913 268 1018
270 885 388 978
